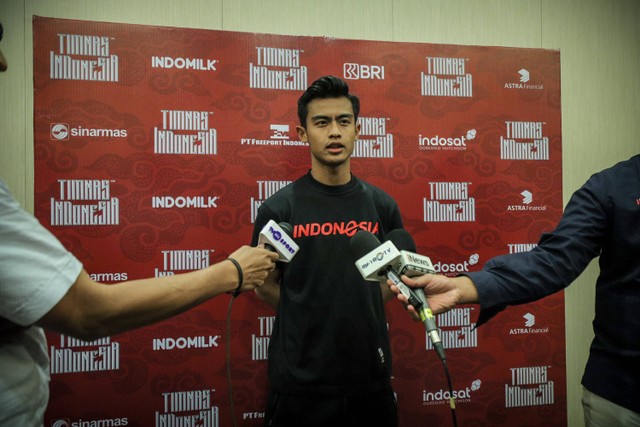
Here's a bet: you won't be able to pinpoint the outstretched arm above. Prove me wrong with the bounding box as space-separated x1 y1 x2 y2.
38 245 278 341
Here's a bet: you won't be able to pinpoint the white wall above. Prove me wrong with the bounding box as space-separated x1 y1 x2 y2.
2 1 639 425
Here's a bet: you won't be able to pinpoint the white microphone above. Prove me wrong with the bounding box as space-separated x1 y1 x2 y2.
386 229 446 362
257 220 299 262
350 230 401 282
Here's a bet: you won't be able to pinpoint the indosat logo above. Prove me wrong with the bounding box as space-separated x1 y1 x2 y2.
433 253 480 277
250 180 292 223
423 181 476 222
249 46 307 90
423 379 482 406
50 123 127 141
50 33 118 82
421 56 472 97
50 179 119 226
418 129 476 151
353 117 394 159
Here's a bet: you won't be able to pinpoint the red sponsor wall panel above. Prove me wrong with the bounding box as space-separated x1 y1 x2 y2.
33 16 565 427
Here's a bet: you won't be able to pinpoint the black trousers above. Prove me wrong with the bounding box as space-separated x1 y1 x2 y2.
263 387 398 427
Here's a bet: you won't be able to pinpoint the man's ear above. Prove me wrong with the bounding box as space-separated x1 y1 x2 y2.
296 125 307 142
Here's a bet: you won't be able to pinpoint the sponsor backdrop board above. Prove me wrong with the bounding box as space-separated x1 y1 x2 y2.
33 16 565 427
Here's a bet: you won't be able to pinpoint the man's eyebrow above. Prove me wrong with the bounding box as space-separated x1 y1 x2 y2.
310 113 354 121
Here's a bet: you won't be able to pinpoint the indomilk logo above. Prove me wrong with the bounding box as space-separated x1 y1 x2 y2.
418 129 476 151
240 124 308 147
155 249 212 277
352 117 394 158
155 110 217 155
50 335 120 374
51 179 119 226
156 388 219 427
252 316 275 360
250 180 291 223
421 57 472 97
152 194 219 209
423 181 475 222
427 308 477 351
50 33 118 82
500 121 549 160
505 366 555 408
249 46 307 90
151 55 218 71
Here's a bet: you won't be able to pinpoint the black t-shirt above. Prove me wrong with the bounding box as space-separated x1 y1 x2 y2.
252 172 404 396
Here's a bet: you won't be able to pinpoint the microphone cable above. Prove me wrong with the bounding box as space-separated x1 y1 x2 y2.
226 293 239 427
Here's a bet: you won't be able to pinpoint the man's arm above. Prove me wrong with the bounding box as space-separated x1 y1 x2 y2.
38 245 278 341
254 267 282 309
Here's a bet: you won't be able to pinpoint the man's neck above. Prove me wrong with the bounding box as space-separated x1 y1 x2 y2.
310 162 351 186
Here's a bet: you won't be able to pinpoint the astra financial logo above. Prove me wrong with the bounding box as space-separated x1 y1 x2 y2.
507 189 547 212
504 68 544 90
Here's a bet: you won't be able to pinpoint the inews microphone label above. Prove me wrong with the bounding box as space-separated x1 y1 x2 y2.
50 336 120 374
50 33 118 82
421 56 473 97
505 366 555 407
251 316 275 361
249 46 307 90
50 179 120 226
156 388 219 427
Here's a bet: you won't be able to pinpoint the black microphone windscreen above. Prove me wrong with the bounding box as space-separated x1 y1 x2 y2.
350 230 381 259
386 229 417 252
280 222 293 236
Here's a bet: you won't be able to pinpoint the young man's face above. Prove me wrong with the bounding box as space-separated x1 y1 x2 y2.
297 97 360 170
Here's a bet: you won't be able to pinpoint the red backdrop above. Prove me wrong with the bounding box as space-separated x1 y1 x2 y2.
33 16 565 427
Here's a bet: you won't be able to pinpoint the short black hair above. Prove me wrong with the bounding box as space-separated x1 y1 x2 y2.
297 75 360 127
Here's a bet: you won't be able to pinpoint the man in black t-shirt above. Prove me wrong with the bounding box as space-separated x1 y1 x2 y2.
252 76 403 427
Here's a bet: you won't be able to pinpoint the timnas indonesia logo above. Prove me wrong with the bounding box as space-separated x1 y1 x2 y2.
50 33 119 82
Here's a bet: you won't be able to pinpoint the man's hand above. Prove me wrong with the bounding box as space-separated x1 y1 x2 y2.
386 274 479 318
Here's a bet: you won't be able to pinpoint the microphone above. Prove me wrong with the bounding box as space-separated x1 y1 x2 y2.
350 230 401 282
385 229 445 361
257 220 299 262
